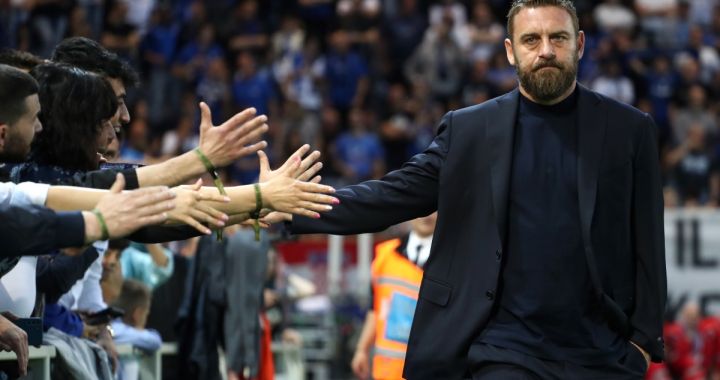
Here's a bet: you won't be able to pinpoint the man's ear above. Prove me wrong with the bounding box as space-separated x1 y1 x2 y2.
0 123 7 152
504 38 516 66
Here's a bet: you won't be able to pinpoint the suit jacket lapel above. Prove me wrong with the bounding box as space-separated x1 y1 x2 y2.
577 85 606 293
488 89 519 247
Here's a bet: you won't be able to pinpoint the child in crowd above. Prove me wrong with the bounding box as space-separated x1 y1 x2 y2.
111 279 162 380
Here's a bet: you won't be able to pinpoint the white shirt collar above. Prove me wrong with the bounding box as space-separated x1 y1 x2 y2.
406 231 433 268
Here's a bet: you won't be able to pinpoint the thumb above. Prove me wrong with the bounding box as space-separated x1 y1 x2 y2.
199 102 212 133
109 173 125 193
258 150 271 175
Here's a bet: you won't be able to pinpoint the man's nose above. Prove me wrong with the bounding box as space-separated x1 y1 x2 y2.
539 38 556 60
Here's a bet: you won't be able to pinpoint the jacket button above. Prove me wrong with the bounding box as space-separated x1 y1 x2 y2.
486 290 495 300
496 249 502 260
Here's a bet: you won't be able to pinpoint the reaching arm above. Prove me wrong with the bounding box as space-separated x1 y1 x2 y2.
0 204 85 256
276 113 451 235
136 103 268 187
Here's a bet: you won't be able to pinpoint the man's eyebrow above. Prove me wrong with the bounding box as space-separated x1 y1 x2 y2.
519 32 540 40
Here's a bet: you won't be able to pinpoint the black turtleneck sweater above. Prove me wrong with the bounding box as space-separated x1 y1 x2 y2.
478 87 624 364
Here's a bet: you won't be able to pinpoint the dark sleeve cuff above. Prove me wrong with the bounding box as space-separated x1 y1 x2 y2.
122 169 140 190
630 329 664 362
54 211 86 248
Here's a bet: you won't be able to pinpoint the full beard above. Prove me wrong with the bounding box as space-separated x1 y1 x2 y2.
516 56 578 103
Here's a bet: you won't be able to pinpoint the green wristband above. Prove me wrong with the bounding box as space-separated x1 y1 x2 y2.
194 148 228 241
91 209 110 241
250 183 263 241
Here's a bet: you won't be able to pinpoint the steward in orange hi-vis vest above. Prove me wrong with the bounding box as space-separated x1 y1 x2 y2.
371 237 424 380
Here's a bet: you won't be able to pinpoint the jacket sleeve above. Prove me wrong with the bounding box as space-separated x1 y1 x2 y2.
49 168 202 243
0 204 85 256
629 114 667 362
36 247 100 303
126 225 202 243
53 168 139 190
291 113 451 235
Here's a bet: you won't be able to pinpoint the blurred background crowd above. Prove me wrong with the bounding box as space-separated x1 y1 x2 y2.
2 0 720 379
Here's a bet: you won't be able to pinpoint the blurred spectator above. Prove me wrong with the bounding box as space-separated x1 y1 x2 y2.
337 0 381 51
120 243 174 290
665 124 720 207
684 24 720 83
223 0 268 55
404 17 464 106
672 84 717 143
594 0 637 33
462 58 497 107
27 0 72 58
465 1 504 63
101 240 130 305
590 59 636 104
198 56 232 125
378 82 420 171
634 0 680 49
111 279 162 380
382 0 427 81
644 54 677 131
140 5 180 131
318 29 369 123
332 107 385 183
428 0 468 49
123 0 156 36
101 2 140 62
232 51 277 119
174 23 224 88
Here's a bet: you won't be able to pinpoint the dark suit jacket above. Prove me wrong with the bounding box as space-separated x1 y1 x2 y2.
291 86 666 379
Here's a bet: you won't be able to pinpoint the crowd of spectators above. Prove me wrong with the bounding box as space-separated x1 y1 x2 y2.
2 0 720 378
3 0 719 205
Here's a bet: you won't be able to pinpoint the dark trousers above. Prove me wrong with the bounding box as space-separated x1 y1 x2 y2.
468 343 647 380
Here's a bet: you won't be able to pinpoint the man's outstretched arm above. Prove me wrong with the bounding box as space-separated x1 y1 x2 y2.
275 112 453 235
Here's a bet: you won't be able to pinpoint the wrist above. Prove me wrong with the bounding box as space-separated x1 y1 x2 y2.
82 211 102 243
258 182 272 210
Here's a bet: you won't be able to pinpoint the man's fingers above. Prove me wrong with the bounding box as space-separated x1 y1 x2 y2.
220 107 257 130
136 214 169 228
292 208 321 219
292 149 318 178
298 162 323 182
297 181 336 195
231 120 268 146
300 193 339 206
237 141 268 158
109 173 126 194
192 205 227 227
310 175 322 184
13 332 28 377
179 215 212 235
228 115 267 141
